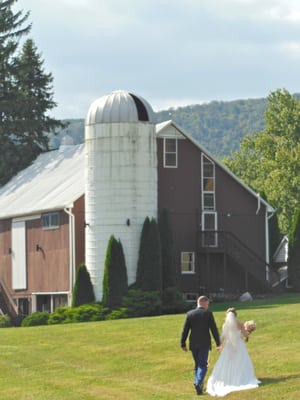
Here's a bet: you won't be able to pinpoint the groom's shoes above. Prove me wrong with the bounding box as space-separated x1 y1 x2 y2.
194 384 203 395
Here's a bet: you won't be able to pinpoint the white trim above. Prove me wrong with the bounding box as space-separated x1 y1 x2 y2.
64 207 76 300
201 211 218 247
181 251 195 274
13 214 40 222
163 137 178 168
201 153 216 210
12 220 27 290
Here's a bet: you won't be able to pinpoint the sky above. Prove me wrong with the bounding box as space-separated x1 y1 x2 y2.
14 0 300 120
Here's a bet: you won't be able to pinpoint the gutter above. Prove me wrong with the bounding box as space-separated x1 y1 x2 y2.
64 207 75 305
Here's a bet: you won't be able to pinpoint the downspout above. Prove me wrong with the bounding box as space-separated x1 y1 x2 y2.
266 209 275 283
64 207 75 306
256 193 261 215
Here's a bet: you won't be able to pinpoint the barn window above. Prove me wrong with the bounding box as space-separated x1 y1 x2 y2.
164 138 177 167
202 154 215 210
42 212 60 229
181 251 195 273
201 211 218 247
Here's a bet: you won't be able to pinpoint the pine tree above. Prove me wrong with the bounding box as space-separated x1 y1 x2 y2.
136 217 162 292
102 236 128 309
135 217 151 288
72 263 95 307
288 209 300 291
159 208 177 289
0 1 64 185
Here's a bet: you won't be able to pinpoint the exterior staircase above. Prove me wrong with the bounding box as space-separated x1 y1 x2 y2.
0 281 21 326
198 231 281 291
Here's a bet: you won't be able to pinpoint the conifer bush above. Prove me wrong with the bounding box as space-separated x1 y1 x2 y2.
136 217 162 292
288 208 300 290
21 311 49 327
102 236 128 309
72 263 95 307
0 314 12 328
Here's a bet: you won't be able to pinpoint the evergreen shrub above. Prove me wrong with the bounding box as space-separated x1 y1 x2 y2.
106 307 128 320
0 314 12 328
21 311 49 327
122 289 162 317
161 287 190 314
72 263 95 307
48 304 109 325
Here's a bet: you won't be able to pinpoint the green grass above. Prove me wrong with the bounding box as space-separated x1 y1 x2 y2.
0 293 299 399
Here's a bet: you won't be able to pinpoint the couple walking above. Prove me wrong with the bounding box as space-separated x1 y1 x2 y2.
180 296 260 396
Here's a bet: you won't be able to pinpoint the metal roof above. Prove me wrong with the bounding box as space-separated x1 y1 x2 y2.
0 144 85 219
85 90 154 125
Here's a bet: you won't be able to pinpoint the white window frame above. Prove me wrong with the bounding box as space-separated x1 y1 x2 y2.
201 154 215 210
42 212 60 230
164 138 178 168
201 211 218 247
181 251 195 274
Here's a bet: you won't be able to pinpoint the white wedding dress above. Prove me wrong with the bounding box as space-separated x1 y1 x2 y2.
206 312 260 397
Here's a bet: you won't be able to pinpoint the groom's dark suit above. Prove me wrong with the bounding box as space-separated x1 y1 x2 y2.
181 306 220 351
181 303 220 394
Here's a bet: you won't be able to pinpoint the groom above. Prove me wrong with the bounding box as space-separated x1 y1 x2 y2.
181 295 221 395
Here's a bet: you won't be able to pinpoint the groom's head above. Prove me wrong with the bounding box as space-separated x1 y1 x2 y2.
198 295 209 309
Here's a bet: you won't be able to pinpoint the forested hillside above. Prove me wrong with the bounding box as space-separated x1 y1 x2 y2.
51 96 270 157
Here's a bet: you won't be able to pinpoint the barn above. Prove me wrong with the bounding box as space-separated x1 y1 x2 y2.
0 90 279 320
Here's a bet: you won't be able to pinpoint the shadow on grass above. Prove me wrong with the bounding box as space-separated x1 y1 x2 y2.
258 373 300 385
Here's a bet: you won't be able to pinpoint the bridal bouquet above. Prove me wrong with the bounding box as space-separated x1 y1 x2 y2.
243 320 256 341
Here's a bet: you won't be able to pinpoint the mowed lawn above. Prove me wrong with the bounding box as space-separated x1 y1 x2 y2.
0 293 299 400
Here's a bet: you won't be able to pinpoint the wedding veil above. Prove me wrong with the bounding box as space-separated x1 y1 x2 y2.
221 311 240 348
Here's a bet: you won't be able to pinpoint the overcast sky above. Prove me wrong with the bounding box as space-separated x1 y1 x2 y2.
15 0 300 120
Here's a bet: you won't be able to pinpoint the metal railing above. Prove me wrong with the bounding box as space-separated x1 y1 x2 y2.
0 280 19 318
197 230 280 288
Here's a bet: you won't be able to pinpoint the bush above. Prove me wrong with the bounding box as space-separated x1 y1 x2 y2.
122 289 162 317
74 303 109 322
0 314 12 328
48 303 109 325
48 307 75 325
102 236 128 309
106 307 128 320
72 263 95 307
21 311 49 327
161 287 190 314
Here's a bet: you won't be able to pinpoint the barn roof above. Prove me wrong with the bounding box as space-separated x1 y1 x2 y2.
0 144 85 219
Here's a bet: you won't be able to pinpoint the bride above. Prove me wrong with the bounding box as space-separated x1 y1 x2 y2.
206 308 260 397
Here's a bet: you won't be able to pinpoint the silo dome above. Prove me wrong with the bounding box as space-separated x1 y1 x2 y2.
85 90 154 125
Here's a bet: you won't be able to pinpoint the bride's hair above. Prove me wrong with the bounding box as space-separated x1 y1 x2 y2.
226 307 237 316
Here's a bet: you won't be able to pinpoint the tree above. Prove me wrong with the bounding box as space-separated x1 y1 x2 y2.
102 236 128 309
0 0 64 185
72 263 95 307
136 217 162 292
224 89 300 233
288 209 300 291
158 208 177 289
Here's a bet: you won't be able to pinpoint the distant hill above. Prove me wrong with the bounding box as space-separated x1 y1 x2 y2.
50 97 270 158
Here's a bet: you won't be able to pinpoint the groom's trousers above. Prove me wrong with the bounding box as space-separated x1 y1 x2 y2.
191 348 209 386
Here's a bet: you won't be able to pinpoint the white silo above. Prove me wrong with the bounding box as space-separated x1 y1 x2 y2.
85 90 158 301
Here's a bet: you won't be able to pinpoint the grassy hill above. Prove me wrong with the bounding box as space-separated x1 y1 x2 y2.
0 293 299 399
